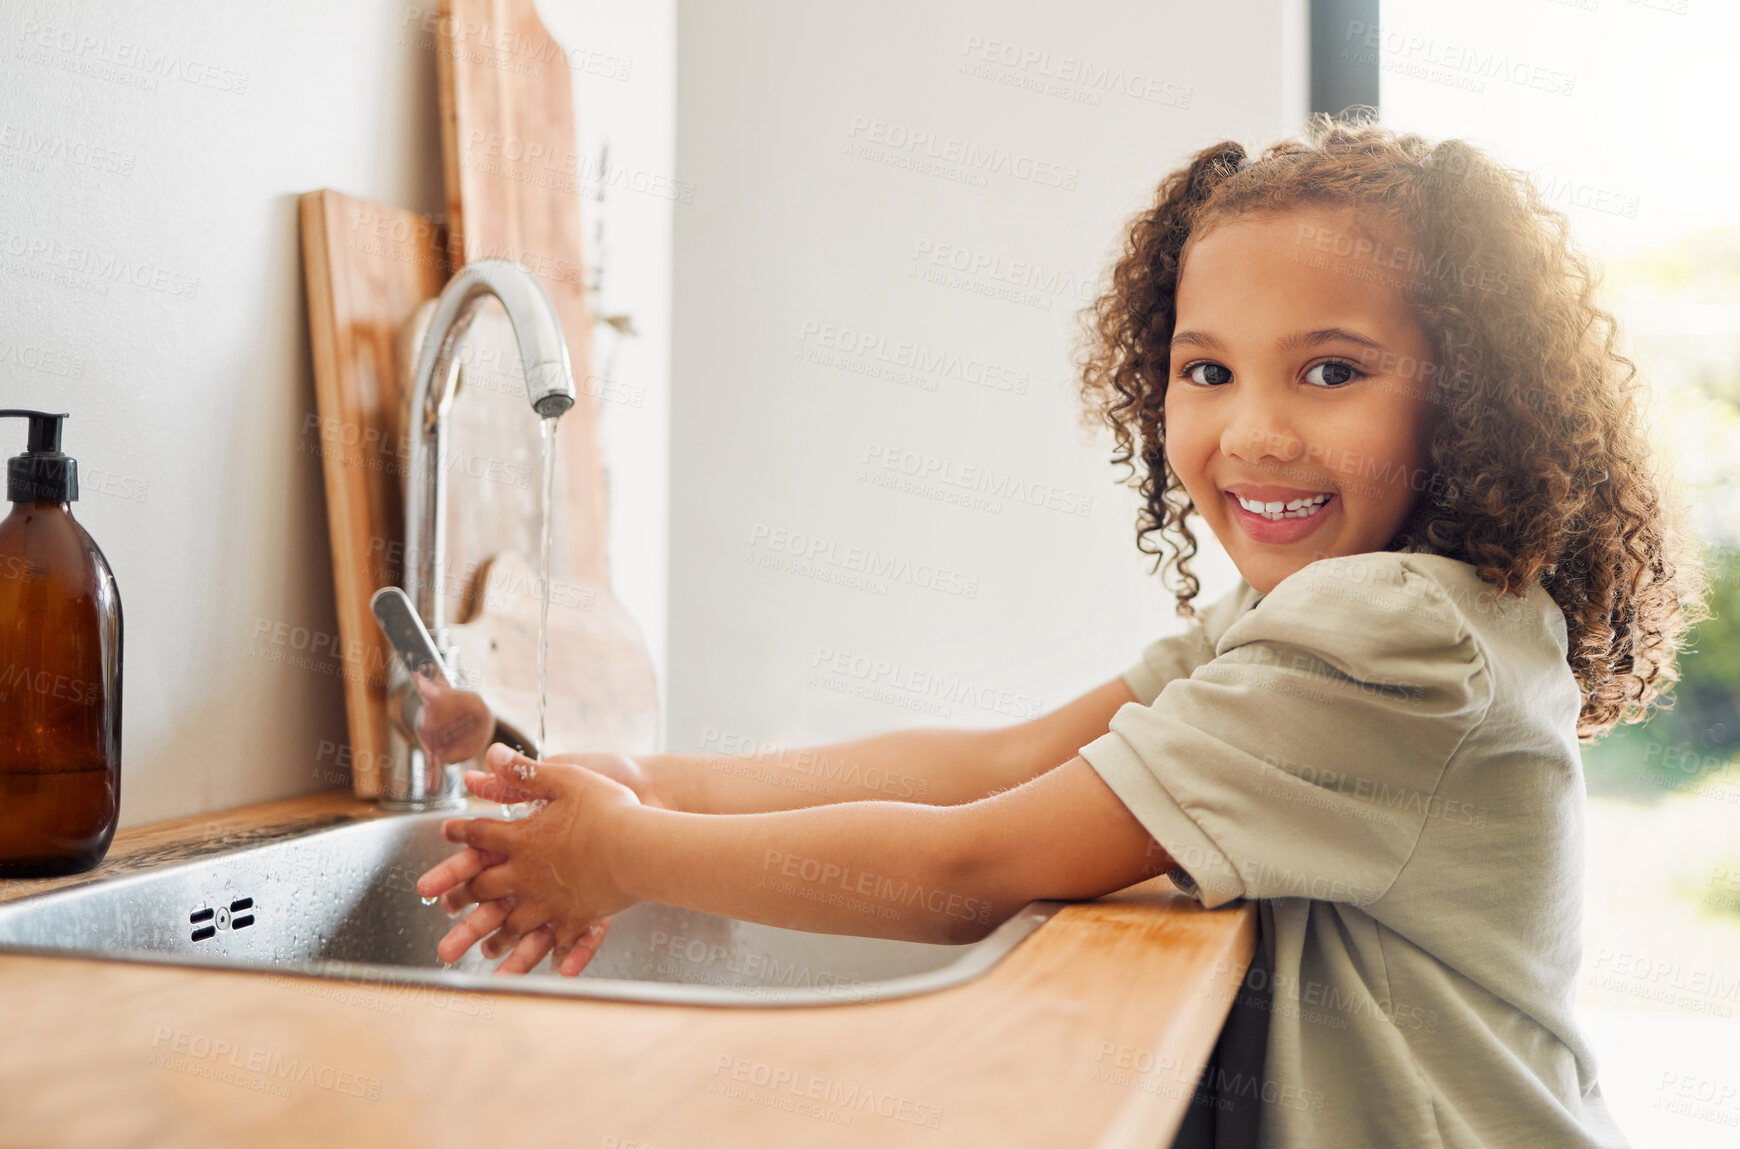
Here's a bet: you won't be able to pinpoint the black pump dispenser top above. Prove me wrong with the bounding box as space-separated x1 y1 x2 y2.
0 409 79 503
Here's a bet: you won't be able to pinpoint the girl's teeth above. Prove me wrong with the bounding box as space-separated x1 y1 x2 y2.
1235 493 1331 520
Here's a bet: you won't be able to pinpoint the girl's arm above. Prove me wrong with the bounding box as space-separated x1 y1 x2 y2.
424 744 1176 969
642 677 1139 813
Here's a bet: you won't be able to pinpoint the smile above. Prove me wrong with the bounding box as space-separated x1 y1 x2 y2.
1232 492 1332 521
1223 490 1337 545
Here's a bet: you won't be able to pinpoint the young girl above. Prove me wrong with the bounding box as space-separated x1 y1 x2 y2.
416 114 1704 1147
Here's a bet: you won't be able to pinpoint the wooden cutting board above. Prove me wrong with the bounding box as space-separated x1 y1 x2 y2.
300 198 657 794
437 0 610 589
299 191 452 797
447 550 658 756
300 0 656 796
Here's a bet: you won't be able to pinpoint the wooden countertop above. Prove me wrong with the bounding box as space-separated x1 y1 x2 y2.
0 790 1255 1149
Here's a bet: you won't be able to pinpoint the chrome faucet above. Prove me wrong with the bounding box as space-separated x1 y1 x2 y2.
377 259 576 809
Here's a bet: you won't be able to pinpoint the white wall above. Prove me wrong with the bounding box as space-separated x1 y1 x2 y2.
0 1 673 826
668 1 1307 755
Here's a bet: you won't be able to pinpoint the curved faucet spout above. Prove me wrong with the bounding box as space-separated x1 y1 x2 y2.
403 259 575 634
385 258 576 809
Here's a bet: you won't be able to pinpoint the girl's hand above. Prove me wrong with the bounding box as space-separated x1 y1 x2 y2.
417 748 668 976
542 749 672 813
415 744 642 976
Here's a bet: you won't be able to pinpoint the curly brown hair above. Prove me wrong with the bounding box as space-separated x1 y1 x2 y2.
1075 110 1708 742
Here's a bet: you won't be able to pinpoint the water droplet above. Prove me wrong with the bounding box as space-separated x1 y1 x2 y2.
420 896 439 906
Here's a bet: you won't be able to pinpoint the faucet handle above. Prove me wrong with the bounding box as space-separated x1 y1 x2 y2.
370 586 543 767
370 586 452 685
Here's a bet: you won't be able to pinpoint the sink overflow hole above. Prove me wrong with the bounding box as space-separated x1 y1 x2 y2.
189 896 256 941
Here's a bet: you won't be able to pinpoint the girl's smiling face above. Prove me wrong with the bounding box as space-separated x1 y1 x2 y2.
1164 205 1438 596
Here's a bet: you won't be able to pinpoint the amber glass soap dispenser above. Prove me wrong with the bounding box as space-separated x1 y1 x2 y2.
0 410 123 876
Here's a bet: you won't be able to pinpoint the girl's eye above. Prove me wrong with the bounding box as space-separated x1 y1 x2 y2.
1304 359 1364 388
1181 362 1233 387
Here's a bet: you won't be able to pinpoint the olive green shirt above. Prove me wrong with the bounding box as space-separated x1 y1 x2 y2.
1079 550 1629 1148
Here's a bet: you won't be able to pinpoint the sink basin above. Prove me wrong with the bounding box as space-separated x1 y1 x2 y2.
0 808 1062 1006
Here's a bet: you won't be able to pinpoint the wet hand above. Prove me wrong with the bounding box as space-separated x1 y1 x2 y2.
414 749 666 973
415 744 642 976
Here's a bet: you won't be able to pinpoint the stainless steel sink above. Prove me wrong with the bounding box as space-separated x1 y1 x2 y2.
0 808 1062 1006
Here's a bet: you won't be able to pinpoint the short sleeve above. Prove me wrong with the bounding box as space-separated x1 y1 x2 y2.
1121 579 1265 706
1081 552 1493 909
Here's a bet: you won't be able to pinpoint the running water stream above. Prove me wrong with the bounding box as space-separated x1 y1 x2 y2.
537 415 559 755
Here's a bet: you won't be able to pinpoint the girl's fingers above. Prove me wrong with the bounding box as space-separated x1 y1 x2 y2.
469 862 517 903
436 895 517 965
432 849 508 914
484 743 561 797
416 844 497 899
442 815 515 854
549 920 588 973
482 898 554 961
495 925 555 976
461 770 538 805
558 921 611 978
